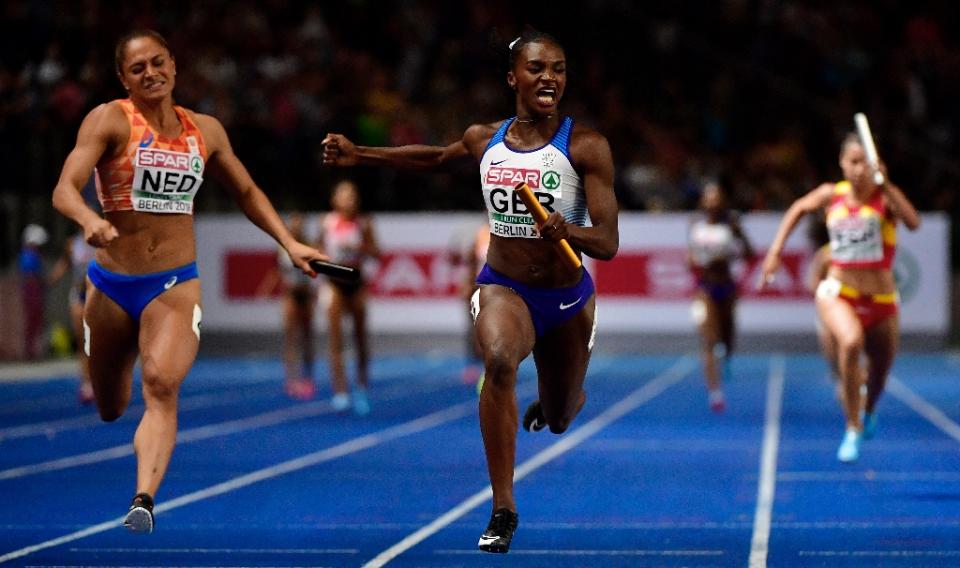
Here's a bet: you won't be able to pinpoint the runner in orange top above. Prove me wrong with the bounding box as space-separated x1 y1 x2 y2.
51 29 325 533
759 133 920 463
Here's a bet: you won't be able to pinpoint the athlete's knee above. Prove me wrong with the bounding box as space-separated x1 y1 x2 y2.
140 360 184 402
97 405 124 422
836 333 864 360
482 350 518 389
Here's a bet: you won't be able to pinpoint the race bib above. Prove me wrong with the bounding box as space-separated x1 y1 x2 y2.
829 216 882 263
131 147 204 214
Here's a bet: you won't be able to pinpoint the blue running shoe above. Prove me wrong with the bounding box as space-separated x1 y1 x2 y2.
331 392 350 413
862 412 878 440
837 429 861 463
353 389 370 416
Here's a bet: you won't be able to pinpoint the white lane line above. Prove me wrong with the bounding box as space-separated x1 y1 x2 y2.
800 550 960 557
434 548 723 556
70 547 357 554
0 399 476 565
887 377 960 443
0 357 453 438
0 383 281 441
362 356 696 568
0 360 78 382
748 354 786 568
778 471 960 482
0 367 453 482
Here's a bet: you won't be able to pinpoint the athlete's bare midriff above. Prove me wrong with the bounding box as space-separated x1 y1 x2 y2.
828 265 896 296
486 235 582 288
95 211 196 274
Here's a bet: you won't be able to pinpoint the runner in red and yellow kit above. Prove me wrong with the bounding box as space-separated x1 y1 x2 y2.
51 29 325 532
759 133 920 463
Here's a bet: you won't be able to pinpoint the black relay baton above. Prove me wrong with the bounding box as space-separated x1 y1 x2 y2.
309 259 360 282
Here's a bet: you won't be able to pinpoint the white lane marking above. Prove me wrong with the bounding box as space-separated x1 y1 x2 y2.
434 548 724 556
69 547 358 554
778 471 960 482
0 383 283 441
362 356 696 568
748 354 786 568
0 367 453 482
799 550 960 557
0 361 78 382
887 377 960 443
0 400 476 565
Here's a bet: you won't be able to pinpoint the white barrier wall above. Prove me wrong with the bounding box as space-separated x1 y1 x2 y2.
195 212 950 334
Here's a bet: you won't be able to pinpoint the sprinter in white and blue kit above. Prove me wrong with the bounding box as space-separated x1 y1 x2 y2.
322 27 619 553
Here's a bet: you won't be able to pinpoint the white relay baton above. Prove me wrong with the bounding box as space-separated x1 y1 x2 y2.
854 112 885 186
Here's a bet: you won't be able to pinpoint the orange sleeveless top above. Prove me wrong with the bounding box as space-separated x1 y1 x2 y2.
825 181 896 270
96 99 208 214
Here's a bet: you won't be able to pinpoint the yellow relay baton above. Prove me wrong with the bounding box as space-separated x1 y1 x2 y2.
514 182 582 270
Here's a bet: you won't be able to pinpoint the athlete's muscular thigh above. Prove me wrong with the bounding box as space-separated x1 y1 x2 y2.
533 294 595 414
475 286 535 381
83 280 139 420
138 280 201 398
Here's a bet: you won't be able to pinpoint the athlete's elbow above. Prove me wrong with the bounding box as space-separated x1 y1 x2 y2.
592 239 619 261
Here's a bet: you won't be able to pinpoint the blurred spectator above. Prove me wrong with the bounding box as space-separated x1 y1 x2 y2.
19 224 48 359
0 1 957 268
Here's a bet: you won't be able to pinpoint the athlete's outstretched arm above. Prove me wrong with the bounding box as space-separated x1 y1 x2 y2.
322 124 494 170
198 114 326 275
758 183 834 290
51 103 123 247
546 130 618 260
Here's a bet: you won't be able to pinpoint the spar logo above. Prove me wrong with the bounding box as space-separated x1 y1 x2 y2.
136 148 195 171
486 167 540 188
542 170 561 190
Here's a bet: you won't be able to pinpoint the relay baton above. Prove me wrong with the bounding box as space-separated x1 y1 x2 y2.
514 182 582 270
309 259 360 282
854 113 885 186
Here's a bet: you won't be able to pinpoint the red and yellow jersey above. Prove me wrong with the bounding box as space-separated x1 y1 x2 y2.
825 181 896 270
96 99 208 215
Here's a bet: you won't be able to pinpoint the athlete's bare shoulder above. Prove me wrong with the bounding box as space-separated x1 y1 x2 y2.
77 101 129 152
568 122 612 168
462 121 504 159
187 111 229 152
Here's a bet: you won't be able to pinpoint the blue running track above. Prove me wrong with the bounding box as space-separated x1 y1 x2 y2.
1 352 959 567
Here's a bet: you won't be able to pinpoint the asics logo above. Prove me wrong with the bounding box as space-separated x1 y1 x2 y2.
559 297 582 310
164 276 178 290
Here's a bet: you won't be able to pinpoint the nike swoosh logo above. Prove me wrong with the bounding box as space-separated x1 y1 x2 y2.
559 297 582 310
478 535 499 544
164 276 178 290
491 159 507 165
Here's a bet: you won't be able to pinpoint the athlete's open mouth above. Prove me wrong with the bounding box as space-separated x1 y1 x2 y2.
536 87 557 106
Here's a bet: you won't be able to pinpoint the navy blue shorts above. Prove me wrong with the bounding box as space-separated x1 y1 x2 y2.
698 279 737 303
475 264 595 337
87 260 199 321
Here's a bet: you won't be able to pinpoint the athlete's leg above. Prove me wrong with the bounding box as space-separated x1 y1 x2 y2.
83 280 138 421
326 286 349 396
348 289 370 389
695 292 722 392
816 295 864 431
863 313 899 415
299 293 316 380
281 294 300 382
134 280 201 497
476 285 536 513
531 295 596 434
69 296 94 402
